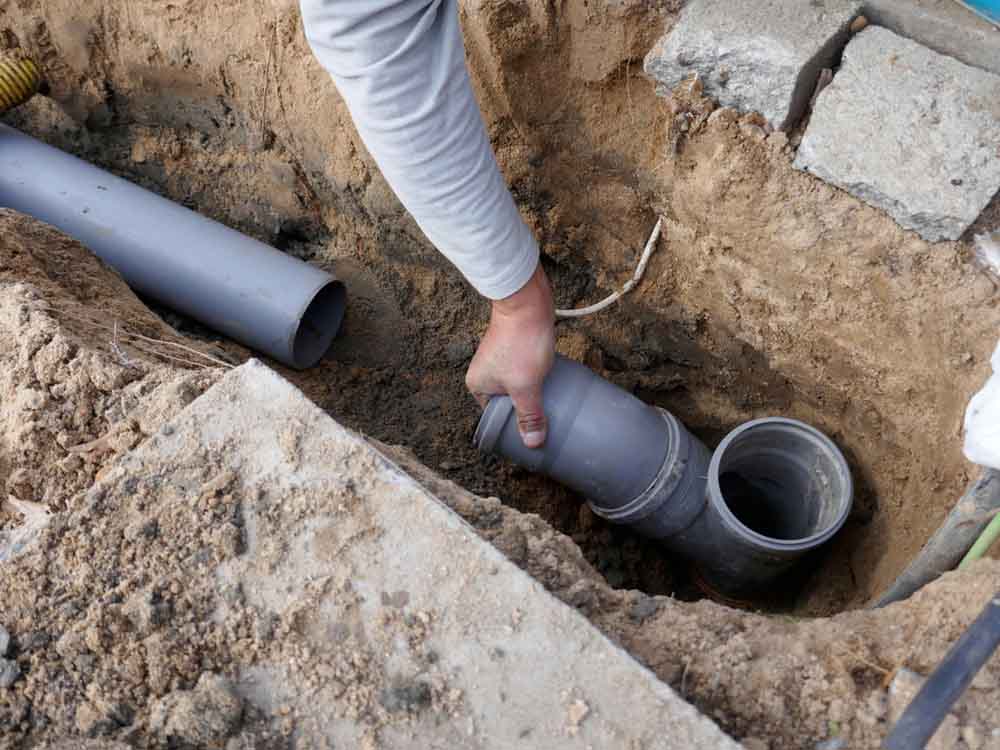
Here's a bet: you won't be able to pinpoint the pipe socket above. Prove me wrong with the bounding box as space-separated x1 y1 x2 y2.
475 357 853 595
0 125 345 369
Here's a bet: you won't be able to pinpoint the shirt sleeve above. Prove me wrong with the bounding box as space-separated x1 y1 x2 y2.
299 0 540 300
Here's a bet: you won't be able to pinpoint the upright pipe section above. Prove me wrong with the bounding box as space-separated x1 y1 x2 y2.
0 125 345 369
475 356 853 595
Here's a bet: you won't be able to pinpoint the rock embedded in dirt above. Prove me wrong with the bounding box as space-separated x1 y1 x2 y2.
148 673 244 746
644 0 863 129
795 26 1000 242
0 657 21 688
0 624 9 656
627 596 660 623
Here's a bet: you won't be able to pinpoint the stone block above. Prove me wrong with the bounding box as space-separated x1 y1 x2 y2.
795 26 1000 242
643 0 864 129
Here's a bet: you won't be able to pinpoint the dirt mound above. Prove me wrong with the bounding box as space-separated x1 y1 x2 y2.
0 211 220 536
1 409 998 749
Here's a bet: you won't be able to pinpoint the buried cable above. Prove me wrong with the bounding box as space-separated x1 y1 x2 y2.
883 591 1000 750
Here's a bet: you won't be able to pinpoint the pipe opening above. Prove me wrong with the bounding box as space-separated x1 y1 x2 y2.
711 419 852 546
293 280 346 369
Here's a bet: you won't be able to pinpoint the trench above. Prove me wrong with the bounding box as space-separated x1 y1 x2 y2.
2 0 996 619
4 106 992 623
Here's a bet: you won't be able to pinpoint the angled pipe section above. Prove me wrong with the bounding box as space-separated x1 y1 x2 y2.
475 356 853 595
0 124 345 369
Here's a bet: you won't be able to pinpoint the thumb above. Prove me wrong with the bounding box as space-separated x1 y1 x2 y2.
509 385 547 449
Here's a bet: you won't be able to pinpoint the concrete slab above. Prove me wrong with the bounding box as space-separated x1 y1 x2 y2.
864 0 1000 76
794 26 1000 242
123 360 743 749
643 0 864 130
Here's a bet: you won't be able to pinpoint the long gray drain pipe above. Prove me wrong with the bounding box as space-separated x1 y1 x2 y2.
0 124 345 369
475 356 853 595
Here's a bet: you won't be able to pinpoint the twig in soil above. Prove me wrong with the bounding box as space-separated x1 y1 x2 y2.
833 642 899 691
115 328 235 369
555 218 663 318
34 301 234 370
111 321 138 369
122 338 227 371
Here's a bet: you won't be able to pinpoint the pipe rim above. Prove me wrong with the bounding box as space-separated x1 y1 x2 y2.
707 417 853 552
587 408 683 522
290 278 347 369
473 396 514 453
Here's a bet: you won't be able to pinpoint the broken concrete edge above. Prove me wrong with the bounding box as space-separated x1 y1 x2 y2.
70 359 746 749
864 0 1000 76
784 12 859 132
793 26 1000 242
642 0 864 131
642 0 1000 129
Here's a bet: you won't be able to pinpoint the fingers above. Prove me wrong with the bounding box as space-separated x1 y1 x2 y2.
509 385 547 449
465 361 493 410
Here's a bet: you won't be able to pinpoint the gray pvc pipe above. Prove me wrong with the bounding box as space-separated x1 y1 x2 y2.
476 359 854 595
0 124 345 369
680 418 853 595
475 355 671 509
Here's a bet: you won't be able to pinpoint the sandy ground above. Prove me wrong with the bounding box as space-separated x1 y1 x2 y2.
3 0 997 611
0 0 999 747
0 215 998 750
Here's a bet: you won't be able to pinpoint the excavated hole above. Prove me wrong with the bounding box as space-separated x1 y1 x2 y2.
2 104 984 620
129 240 824 609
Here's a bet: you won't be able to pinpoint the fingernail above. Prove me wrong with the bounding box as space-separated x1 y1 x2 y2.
521 430 545 449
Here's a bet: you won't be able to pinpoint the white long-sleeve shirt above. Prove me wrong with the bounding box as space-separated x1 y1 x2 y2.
300 0 539 300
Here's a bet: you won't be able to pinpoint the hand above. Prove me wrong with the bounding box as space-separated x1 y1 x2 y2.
466 262 555 448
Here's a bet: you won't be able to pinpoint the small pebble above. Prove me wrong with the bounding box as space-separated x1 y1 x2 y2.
379 681 432 714
0 625 9 657
850 15 868 33
628 597 661 623
0 658 21 689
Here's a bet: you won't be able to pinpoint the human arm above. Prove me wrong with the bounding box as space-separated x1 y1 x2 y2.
300 0 553 446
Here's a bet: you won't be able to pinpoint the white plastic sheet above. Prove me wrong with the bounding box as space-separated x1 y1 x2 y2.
974 231 1000 277
964 340 1000 470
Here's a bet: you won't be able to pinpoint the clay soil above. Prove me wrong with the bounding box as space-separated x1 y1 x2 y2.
1 0 999 748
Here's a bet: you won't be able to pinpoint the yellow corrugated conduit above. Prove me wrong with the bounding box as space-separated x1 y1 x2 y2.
0 57 41 115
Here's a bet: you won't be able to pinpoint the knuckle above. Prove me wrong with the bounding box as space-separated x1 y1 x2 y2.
516 411 546 433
